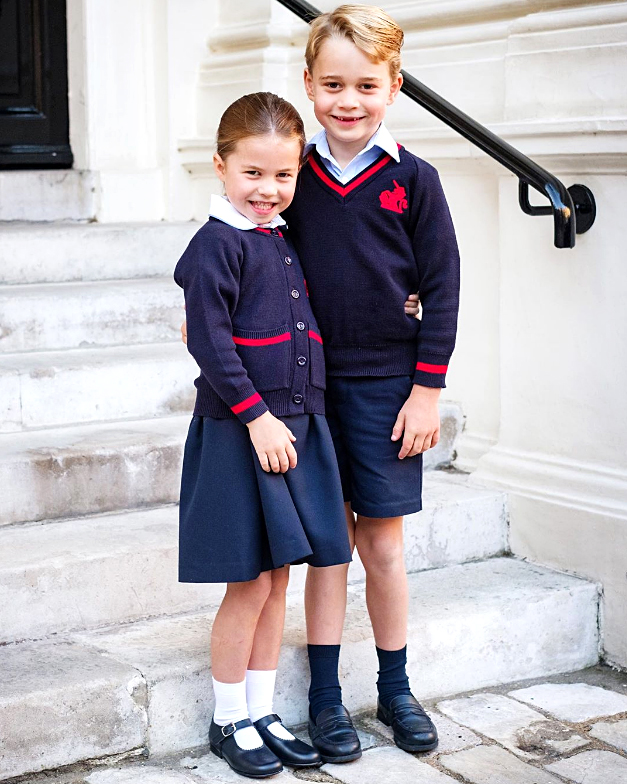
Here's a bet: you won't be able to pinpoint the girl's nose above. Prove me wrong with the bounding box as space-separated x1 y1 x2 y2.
257 179 278 197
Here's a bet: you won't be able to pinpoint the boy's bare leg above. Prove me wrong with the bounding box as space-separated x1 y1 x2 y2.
305 503 355 644
354 515 407 650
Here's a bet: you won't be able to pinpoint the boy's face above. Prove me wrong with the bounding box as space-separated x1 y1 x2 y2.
304 36 402 158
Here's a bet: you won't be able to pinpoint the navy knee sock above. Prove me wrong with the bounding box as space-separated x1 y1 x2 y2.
307 644 342 721
376 645 412 708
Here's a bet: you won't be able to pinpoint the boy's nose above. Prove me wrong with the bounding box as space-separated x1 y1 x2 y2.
337 89 360 110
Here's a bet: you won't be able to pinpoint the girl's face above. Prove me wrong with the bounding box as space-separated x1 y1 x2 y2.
213 134 302 224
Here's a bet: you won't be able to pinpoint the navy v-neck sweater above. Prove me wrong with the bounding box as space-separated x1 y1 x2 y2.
283 146 460 388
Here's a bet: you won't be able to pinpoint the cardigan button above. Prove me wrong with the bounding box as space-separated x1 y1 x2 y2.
296 321 305 331
292 394 303 404
297 356 307 366
284 256 292 265
291 289 300 299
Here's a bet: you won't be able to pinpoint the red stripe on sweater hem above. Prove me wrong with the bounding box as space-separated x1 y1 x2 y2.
308 152 392 197
231 392 262 414
416 362 448 373
308 330 323 344
233 333 291 346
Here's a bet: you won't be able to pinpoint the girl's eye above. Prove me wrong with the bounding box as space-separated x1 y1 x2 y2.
244 170 260 176
277 173 292 179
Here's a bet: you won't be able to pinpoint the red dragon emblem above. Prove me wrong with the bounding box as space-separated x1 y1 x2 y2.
379 180 408 214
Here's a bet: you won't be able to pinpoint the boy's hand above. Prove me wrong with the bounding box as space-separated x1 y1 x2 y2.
404 293 421 317
392 385 441 459
247 411 298 473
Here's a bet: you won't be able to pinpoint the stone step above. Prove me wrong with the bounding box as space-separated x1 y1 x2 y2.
0 342 198 432
0 221 199 285
0 404 462 526
0 170 96 222
0 474 507 643
0 558 599 779
0 277 184 353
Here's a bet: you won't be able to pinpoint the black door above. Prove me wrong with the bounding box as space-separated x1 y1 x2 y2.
0 0 72 168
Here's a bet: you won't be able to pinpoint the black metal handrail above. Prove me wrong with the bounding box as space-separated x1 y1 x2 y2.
276 0 596 248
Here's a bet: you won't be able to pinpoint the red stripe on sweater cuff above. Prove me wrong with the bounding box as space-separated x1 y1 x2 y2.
231 392 262 415
308 330 323 344
233 333 291 346
416 361 448 373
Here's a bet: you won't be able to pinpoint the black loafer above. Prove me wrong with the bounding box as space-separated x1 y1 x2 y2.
308 705 362 763
209 718 283 778
254 713 321 768
377 694 438 752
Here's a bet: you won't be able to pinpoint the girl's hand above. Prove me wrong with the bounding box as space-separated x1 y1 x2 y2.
392 385 440 458
247 411 297 473
404 293 421 318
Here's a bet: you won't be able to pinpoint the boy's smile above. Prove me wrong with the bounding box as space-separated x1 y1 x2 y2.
304 37 402 168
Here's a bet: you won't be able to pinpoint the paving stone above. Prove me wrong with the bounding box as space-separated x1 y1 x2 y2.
440 745 563 783
324 746 457 783
361 710 481 757
509 683 627 722
589 717 627 751
179 753 297 781
87 768 195 784
436 693 584 758
545 749 627 783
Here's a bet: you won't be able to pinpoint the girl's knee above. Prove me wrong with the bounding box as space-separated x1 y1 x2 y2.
226 571 273 607
269 565 290 595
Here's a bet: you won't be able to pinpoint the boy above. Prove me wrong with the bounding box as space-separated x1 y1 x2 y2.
285 5 459 762
182 3 459 761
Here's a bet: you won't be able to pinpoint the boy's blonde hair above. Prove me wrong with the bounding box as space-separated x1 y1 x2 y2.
305 4 403 79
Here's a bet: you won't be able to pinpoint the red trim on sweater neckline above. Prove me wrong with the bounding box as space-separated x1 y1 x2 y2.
254 226 283 237
307 149 396 197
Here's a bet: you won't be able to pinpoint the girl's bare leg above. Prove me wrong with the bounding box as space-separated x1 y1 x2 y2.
248 566 291 670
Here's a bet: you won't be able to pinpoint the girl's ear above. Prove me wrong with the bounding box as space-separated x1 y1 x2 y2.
213 152 227 182
387 73 403 106
304 68 315 102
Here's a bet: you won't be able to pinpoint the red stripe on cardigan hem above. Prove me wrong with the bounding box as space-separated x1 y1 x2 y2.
233 333 291 346
308 153 392 197
416 361 448 373
308 330 323 344
231 392 262 414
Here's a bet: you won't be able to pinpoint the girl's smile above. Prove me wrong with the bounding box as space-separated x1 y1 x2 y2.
213 134 302 225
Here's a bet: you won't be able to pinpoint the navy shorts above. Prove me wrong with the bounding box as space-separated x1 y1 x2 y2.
325 375 423 518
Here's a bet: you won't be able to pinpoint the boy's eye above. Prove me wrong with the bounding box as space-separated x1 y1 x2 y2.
360 84 376 90
324 82 340 89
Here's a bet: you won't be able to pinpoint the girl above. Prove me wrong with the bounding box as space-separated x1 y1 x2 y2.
174 92 353 779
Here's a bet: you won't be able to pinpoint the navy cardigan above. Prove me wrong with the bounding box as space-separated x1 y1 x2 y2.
174 219 326 424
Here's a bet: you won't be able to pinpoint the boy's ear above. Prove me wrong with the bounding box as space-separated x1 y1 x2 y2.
304 68 315 102
387 73 403 106
213 152 226 182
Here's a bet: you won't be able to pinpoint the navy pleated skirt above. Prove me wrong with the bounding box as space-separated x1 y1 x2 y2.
179 414 352 583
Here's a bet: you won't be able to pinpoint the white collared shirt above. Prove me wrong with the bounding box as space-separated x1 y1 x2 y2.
304 123 400 185
209 194 286 230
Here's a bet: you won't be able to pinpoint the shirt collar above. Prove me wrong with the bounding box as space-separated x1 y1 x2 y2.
209 195 286 231
304 123 400 167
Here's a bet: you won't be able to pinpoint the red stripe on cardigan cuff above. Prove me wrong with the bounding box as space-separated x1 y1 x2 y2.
308 330 323 344
233 333 291 346
416 361 448 374
231 392 262 415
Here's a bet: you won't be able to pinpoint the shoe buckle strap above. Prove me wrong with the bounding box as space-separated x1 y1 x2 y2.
221 722 237 739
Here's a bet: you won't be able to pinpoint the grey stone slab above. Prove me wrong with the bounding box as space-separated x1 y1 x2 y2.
545 749 627 784
589 717 627 751
361 709 482 757
509 683 627 722
179 753 297 781
87 768 195 784
324 746 456 783
441 745 564 783
0 641 146 780
437 693 585 758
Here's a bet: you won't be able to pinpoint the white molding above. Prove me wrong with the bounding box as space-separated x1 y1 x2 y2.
472 446 627 520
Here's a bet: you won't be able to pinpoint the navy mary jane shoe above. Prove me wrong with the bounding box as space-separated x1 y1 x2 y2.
209 718 283 778
254 713 321 768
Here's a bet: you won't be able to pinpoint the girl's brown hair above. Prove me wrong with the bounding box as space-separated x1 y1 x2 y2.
305 5 404 79
216 92 306 161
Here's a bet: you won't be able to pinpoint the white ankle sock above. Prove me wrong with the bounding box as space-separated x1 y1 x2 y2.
246 669 295 741
212 677 262 751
